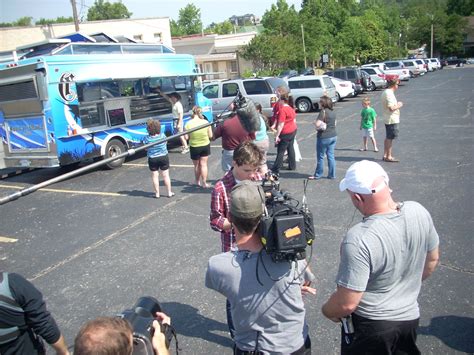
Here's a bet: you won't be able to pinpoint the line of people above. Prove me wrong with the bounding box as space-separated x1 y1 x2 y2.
1 144 440 355
208 142 440 354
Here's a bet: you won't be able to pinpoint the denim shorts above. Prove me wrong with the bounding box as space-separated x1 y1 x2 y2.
385 124 399 139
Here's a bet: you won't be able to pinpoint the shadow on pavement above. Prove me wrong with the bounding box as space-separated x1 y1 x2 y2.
418 315 474 353
161 302 233 349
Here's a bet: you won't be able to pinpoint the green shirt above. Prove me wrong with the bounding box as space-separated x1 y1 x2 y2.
361 107 377 129
185 118 210 147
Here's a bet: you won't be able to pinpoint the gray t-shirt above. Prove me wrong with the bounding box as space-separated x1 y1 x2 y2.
205 249 313 354
336 201 439 321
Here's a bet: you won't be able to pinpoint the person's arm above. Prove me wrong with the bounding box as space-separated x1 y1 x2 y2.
50 334 70 355
360 114 363 130
322 285 364 322
207 126 213 139
152 312 171 355
210 183 232 232
275 121 285 144
422 247 439 281
9 273 69 354
156 88 172 103
373 113 377 130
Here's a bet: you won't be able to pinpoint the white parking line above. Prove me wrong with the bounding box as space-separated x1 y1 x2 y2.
0 184 124 197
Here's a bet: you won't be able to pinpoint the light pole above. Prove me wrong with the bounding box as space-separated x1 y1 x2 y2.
301 24 307 68
70 0 80 32
429 14 434 58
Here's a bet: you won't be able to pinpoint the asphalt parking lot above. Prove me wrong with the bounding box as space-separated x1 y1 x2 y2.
0 66 473 354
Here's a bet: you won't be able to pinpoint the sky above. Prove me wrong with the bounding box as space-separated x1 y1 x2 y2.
0 0 302 26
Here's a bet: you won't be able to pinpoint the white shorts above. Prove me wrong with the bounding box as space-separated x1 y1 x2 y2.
362 127 375 138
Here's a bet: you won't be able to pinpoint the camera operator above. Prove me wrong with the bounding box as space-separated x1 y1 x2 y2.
74 312 171 355
0 272 69 355
206 181 316 354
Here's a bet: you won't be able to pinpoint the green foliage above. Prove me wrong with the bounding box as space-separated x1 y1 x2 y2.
171 3 202 36
14 17 33 27
205 20 234 35
447 0 474 16
35 17 74 25
87 0 132 21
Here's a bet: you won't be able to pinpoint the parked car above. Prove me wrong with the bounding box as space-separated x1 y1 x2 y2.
286 75 338 113
279 69 298 79
325 67 364 94
360 67 387 89
466 58 474 64
429 58 441 69
441 58 466 67
384 60 406 69
402 60 423 77
329 77 355 101
383 60 410 81
423 59 436 71
264 76 290 93
202 78 277 119
362 63 388 72
360 70 374 91
414 59 428 74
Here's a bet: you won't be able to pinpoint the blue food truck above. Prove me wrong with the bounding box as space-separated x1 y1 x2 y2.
0 36 212 169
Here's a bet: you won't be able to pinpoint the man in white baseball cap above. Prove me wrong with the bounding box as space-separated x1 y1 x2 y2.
322 160 440 354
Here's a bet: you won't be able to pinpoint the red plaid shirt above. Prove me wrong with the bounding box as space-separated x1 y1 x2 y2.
210 169 262 252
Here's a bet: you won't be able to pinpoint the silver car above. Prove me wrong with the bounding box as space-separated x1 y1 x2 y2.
360 67 387 90
202 78 278 119
286 75 338 113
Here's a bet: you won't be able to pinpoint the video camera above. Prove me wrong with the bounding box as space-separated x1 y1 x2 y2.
260 173 315 262
119 296 176 355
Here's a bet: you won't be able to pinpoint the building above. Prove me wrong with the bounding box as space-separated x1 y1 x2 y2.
229 14 260 26
0 17 172 52
172 32 257 81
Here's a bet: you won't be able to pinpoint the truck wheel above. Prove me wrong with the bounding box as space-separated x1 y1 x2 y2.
104 139 126 169
296 98 312 113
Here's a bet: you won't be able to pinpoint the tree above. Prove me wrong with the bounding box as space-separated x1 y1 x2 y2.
171 3 202 36
205 21 234 35
87 0 132 21
14 17 33 27
36 17 74 25
447 0 474 16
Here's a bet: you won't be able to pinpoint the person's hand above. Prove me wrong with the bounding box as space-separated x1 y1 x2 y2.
275 136 281 145
301 281 317 296
398 101 403 109
152 312 171 355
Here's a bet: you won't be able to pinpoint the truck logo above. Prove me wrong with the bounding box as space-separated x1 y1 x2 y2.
58 72 77 102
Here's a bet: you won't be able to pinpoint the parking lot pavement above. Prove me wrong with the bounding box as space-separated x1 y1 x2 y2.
0 68 473 354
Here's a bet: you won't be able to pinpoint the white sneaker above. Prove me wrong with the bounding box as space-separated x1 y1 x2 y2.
181 147 189 154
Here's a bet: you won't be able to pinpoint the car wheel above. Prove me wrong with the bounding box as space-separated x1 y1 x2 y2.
336 92 341 102
296 98 312 113
104 139 126 169
368 82 376 91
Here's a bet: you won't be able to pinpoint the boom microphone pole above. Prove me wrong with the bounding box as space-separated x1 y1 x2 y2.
0 93 261 205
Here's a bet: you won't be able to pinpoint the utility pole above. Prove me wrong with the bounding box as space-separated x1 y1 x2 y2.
301 24 307 68
70 0 80 32
430 22 434 57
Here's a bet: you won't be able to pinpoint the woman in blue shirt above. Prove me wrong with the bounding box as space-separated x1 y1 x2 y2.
143 119 174 198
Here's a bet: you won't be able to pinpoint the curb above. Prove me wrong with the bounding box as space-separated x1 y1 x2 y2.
0 168 35 179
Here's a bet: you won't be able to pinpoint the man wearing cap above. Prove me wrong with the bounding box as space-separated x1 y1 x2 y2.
206 181 315 354
381 78 403 162
322 160 440 354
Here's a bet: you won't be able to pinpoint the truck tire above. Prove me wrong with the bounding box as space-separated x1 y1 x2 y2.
104 139 126 169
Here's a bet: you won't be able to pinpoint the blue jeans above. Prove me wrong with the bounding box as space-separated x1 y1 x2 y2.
315 136 337 178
